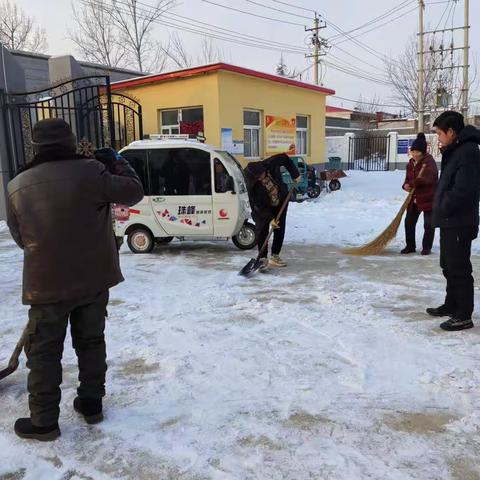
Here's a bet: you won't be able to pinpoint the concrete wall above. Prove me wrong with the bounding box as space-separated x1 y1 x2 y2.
217 70 327 167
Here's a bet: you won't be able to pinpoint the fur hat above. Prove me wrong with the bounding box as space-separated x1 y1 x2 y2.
32 118 76 151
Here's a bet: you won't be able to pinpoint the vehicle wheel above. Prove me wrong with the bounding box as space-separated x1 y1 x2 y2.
127 228 154 253
156 236 173 245
329 179 341 191
232 222 257 250
307 185 321 198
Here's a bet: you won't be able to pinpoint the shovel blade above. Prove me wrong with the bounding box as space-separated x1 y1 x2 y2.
239 258 260 277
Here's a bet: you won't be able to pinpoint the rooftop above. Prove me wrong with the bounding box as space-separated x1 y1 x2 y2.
112 62 335 95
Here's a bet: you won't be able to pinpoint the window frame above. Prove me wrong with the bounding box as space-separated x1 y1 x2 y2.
296 115 309 156
243 109 262 160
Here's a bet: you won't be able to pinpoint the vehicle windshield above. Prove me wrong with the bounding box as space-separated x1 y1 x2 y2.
215 151 247 194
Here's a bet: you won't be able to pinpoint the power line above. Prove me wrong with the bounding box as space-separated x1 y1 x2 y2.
329 0 416 42
269 0 314 13
200 0 306 26
243 0 311 20
83 0 307 55
331 95 408 108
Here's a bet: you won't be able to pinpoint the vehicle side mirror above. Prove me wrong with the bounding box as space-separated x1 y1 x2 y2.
227 175 236 194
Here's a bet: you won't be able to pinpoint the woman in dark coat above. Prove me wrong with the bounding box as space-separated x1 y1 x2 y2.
244 153 299 271
401 133 439 255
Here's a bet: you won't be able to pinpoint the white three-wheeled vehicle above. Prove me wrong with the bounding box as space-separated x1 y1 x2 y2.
114 136 257 253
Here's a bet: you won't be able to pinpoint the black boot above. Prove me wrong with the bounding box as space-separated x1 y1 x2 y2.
401 247 416 254
74 397 103 424
440 317 474 331
426 305 454 317
14 418 60 441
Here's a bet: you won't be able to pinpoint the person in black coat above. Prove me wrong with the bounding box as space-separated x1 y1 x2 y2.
427 111 480 331
244 153 300 271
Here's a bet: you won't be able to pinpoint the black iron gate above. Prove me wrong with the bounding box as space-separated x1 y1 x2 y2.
1 75 142 176
347 135 390 171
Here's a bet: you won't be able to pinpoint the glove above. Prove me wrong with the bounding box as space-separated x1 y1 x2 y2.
293 176 302 184
271 218 280 230
94 147 120 171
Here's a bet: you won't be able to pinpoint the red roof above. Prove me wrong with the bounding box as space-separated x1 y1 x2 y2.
326 105 353 113
112 62 335 95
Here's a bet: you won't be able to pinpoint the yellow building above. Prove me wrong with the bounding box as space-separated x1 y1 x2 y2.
112 63 335 166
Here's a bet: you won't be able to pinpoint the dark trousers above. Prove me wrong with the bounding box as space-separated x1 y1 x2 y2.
405 204 434 251
256 203 288 258
440 227 478 320
25 290 109 426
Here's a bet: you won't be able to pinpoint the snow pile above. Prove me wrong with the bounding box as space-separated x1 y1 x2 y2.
0 221 7 234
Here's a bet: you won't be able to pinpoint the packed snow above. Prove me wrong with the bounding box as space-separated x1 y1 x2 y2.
1 170 480 480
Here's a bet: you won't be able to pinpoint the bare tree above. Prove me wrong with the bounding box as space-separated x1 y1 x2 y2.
353 94 381 131
110 0 175 72
69 1 127 68
385 33 478 120
0 0 47 53
161 33 226 69
275 53 298 79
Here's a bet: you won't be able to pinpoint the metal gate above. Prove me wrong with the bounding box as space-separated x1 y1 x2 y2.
347 135 390 171
1 75 142 176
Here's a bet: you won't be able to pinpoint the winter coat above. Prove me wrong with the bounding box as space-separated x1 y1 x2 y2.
244 153 299 222
432 125 480 229
7 148 144 305
402 153 438 212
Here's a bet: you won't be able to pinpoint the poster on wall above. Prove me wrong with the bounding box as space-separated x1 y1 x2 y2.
221 128 233 151
221 128 244 155
265 116 296 155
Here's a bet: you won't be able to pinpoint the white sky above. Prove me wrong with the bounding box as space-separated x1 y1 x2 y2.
12 0 480 112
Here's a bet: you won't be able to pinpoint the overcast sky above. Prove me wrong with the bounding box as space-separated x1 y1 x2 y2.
13 0 480 112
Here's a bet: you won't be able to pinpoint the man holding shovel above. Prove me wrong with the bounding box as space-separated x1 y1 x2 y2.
244 153 300 272
6 118 143 440
428 111 480 331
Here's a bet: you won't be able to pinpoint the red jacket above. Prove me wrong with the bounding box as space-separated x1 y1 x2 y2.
402 153 438 212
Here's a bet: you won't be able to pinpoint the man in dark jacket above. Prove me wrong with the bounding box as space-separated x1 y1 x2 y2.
244 153 299 271
427 111 480 331
401 132 438 255
7 118 144 440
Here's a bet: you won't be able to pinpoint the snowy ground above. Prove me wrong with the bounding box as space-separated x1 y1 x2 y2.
1 171 480 480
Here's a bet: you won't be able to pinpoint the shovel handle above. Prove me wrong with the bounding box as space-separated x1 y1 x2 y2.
257 187 295 259
8 327 28 369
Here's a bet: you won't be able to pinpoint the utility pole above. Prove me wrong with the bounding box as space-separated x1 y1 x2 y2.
305 12 328 85
462 0 470 118
418 0 425 133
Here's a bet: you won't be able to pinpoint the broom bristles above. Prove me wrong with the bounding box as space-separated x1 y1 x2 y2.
342 190 414 256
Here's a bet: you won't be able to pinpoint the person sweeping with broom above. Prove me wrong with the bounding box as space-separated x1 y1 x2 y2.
245 153 300 272
401 133 438 256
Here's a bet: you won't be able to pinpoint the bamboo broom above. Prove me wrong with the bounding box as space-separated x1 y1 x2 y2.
342 164 426 256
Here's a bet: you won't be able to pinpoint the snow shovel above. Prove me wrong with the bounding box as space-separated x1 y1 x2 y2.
239 187 295 277
0 326 28 381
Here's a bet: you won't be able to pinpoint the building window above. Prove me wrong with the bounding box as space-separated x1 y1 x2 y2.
296 115 309 156
159 107 204 137
244 109 261 158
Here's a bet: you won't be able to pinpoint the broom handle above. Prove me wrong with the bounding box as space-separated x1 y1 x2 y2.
410 163 427 196
257 187 295 259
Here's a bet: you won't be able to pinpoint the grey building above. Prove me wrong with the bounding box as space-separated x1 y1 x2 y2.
10 49 145 91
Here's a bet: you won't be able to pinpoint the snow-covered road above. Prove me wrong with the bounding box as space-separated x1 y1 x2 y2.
1 171 479 480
